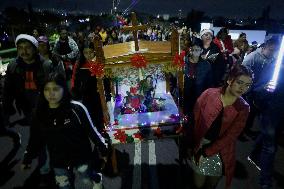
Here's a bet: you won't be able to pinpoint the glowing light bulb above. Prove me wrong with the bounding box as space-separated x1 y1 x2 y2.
267 35 284 92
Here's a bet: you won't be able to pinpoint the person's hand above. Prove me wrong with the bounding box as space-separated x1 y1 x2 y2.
194 150 202 166
221 49 228 53
96 156 108 171
264 82 275 92
194 148 207 166
20 163 31 170
60 55 67 60
198 155 204 166
200 54 207 60
102 156 108 163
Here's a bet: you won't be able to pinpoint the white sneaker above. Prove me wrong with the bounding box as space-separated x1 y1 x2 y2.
93 182 103 189
247 156 261 171
92 173 103 189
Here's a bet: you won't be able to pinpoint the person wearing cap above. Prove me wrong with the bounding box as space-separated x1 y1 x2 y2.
246 41 258 55
38 35 51 60
199 29 224 87
3 34 53 123
199 29 220 61
38 35 65 73
2 34 61 187
200 29 214 46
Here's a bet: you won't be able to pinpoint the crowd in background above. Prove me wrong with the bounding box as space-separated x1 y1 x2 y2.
0 20 283 189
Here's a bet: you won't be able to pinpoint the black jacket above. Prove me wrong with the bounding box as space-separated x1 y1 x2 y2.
3 56 52 116
3 55 65 123
24 101 108 168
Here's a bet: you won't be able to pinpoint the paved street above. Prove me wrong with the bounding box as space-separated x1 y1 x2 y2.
0 119 284 189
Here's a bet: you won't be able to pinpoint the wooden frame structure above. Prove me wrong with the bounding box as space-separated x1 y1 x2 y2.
93 13 183 126
92 12 184 173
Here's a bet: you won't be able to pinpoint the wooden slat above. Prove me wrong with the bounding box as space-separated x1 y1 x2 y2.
103 41 171 59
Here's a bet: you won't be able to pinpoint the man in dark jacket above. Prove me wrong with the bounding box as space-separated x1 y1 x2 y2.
52 26 79 81
2 34 63 187
241 37 278 139
243 37 282 189
3 34 64 125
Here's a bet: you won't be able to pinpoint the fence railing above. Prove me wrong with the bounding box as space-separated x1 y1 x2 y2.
0 41 56 65
0 48 17 65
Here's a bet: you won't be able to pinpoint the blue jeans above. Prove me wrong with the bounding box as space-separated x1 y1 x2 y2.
39 146 50 175
53 164 95 189
250 114 282 187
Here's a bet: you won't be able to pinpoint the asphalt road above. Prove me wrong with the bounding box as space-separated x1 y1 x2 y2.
1 118 284 189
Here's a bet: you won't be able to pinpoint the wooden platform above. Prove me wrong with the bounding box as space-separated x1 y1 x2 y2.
103 41 172 65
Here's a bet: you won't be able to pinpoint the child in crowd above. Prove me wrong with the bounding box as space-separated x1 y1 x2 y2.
22 73 108 189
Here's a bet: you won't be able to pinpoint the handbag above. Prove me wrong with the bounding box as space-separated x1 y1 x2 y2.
188 138 222 176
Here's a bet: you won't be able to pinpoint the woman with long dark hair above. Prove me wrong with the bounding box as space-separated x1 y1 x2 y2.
71 41 110 132
188 64 253 189
22 73 108 189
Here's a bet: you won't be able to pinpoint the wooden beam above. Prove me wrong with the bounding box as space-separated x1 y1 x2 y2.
121 12 147 51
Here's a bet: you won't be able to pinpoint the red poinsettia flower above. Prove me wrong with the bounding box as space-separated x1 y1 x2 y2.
130 54 148 68
154 127 163 138
133 132 143 140
114 130 127 143
172 52 185 68
89 61 105 77
114 119 119 125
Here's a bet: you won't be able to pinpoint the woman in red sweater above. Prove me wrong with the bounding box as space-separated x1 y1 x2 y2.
188 64 253 189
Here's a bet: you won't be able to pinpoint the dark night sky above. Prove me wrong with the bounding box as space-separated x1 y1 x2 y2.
0 0 283 19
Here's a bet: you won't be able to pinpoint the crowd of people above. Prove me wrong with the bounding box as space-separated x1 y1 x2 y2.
0 23 283 189
180 27 283 189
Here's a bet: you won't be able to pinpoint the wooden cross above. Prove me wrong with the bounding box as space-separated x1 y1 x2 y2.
92 35 110 126
122 12 148 51
93 35 106 63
